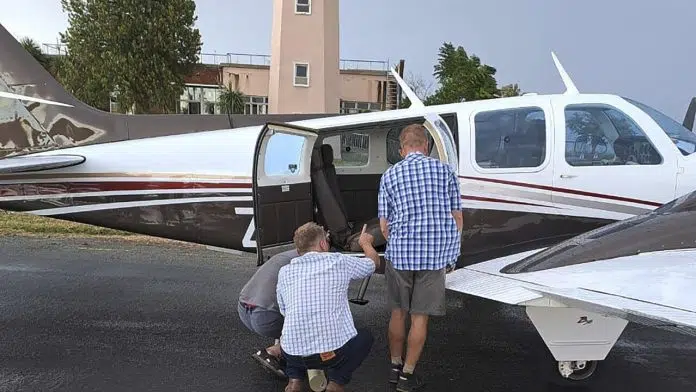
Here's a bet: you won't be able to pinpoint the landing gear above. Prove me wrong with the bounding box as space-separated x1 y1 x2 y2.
349 275 371 305
557 360 597 380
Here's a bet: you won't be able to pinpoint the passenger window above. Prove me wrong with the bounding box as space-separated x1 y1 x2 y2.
474 107 546 169
264 133 305 176
323 133 369 166
564 105 662 166
386 126 435 164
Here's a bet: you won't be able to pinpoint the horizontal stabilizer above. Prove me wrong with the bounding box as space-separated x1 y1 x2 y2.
0 154 85 173
446 268 543 305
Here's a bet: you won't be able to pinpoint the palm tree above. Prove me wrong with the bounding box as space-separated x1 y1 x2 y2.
20 37 49 70
218 82 245 114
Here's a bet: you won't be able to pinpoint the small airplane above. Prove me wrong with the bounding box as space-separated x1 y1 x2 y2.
2 22 696 381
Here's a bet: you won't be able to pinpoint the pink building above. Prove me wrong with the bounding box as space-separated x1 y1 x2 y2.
180 0 404 115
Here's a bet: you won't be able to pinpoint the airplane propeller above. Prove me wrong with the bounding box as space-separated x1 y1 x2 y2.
0 90 74 108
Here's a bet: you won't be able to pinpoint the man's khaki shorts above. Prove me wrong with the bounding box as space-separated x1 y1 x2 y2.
385 260 446 316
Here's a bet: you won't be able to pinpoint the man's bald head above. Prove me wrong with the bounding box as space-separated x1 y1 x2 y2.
399 123 429 155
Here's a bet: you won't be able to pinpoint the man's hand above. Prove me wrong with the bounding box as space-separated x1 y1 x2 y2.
358 224 375 248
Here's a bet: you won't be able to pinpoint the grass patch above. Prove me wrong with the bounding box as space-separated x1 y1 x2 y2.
0 211 188 245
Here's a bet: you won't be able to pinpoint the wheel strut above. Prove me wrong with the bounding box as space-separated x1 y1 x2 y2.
349 275 371 305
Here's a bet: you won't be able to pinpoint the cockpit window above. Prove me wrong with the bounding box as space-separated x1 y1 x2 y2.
623 97 696 156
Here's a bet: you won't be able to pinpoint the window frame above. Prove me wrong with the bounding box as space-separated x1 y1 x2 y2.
469 105 551 174
293 62 310 87
562 103 664 167
295 0 311 15
321 133 371 168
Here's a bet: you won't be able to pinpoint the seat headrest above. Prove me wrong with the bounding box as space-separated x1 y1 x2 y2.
311 146 323 171
320 144 334 167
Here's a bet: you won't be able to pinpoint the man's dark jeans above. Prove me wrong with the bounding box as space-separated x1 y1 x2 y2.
281 328 374 385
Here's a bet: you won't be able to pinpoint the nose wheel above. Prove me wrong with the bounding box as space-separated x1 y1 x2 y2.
557 360 597 381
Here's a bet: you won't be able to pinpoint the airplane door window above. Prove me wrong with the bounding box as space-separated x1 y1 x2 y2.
564 105 662 166
473 107 546 169
323 133 369 167
386 127 434 164
263 132 305 176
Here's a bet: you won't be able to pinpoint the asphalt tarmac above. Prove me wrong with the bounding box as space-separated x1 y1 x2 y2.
0 236 695 392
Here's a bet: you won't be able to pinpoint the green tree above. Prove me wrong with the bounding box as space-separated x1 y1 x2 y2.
425 42 499 105
58 0 202 113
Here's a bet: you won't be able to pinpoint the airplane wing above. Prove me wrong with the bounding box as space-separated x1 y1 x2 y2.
0 154 85 173
446 248 696 337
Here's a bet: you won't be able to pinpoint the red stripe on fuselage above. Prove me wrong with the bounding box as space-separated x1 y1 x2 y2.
0 181 252 196
461 194 551 208
459 176 662 207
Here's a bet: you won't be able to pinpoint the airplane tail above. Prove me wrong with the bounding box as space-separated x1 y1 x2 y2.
0 23 336 159
683 97 696 132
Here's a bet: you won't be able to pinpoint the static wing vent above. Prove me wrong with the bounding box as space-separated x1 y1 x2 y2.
0 154 85 173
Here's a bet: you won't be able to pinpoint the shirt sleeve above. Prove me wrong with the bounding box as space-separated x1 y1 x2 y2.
378 173 390 220
276 269 286 316
341 254 376 280
448 168 462 211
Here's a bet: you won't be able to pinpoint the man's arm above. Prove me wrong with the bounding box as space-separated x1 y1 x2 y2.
448 169 464 233
276 270 286 316
379 217 389 241
358 224 380 272
377 175 390 241
342 225 380 280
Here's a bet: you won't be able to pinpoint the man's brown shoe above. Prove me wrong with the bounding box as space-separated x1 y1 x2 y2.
325 381 345 392
285 378 304 392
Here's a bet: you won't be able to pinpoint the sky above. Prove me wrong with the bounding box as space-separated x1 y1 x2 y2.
1 0 695 121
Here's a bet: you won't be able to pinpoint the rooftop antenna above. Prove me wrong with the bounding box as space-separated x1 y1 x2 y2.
389 67 424 109
551 51 579 95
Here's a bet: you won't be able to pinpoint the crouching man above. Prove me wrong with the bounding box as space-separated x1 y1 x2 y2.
277 223 380 392
238 248 299 378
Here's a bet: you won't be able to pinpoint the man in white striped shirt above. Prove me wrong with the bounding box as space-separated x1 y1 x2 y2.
277 222 380 392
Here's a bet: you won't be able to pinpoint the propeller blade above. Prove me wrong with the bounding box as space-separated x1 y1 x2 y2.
0 90 74 108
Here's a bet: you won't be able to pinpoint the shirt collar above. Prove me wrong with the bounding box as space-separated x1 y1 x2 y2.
405 151 424 159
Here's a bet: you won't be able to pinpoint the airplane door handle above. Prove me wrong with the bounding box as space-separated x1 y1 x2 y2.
559 174 577 179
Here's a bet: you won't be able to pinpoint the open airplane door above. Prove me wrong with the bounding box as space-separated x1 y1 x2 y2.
252 122 319 265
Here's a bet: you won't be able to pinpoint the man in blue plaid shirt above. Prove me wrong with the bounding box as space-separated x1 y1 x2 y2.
378 123 463 391
277 222 381 392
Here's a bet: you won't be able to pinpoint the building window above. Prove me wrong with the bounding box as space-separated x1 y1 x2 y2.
473 107 547 169
340 100 383 114
294 63 309 87
295 0 311 14
564 104 662 166
177 85 221 115
244 95 269 115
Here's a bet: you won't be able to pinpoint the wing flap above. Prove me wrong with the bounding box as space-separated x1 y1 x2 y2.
0 154 85 173
446 268 543 305
531 286 696 337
